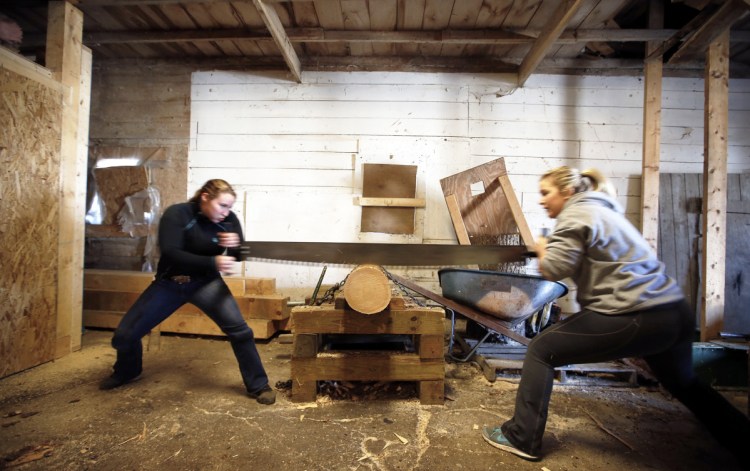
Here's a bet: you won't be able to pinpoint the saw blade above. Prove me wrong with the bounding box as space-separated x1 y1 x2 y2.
240 241 532 266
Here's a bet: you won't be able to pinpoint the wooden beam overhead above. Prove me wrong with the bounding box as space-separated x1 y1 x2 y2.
300 55 518 73
72 0 311 4
517 0 585 87
252 0 302 82
645 3 721 62
72 0 246 5
25 28 750 49
668 0 750 63
72 29 684 46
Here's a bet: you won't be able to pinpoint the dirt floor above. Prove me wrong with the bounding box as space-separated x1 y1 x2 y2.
0 329 747 471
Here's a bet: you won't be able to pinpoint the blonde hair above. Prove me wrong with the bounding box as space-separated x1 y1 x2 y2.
541 166 616 197
189 179 236 203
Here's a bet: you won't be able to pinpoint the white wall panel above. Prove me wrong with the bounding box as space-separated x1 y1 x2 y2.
191 100 468 120
190 70 750 299
192 83 469 102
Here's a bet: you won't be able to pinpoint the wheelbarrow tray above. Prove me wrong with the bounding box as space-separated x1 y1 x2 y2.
438 268 568 323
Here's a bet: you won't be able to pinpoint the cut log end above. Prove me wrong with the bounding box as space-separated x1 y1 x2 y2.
343 264 392 314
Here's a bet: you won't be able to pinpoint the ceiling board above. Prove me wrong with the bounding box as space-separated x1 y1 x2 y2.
1 0 749 78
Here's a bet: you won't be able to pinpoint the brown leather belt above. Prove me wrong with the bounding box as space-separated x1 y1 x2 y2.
170 275 191 284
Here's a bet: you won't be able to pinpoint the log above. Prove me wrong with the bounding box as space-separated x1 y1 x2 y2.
343 264 392 314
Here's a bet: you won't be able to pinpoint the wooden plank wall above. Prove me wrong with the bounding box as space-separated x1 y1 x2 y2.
189 71 750 303
0 49 64 377
89 61 193 212
86 61 192 273
659 174 750 334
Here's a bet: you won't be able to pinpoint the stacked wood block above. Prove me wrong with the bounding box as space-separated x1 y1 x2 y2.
83 269 289 339
290 293 445 405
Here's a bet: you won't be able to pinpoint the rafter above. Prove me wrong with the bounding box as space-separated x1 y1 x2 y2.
71 0 312 4
30 28 750 49
252 0 301 82
517 0 585 86
645 3 722 62
668 0 750 63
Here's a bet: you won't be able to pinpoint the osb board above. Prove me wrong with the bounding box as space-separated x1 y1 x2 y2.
361 163 417 234
0 66 63 378
92 165 149 225
439 158 519 240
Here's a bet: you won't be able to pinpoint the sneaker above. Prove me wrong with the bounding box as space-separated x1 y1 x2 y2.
99 374 140 390
481 425 540 461
248 385 276 405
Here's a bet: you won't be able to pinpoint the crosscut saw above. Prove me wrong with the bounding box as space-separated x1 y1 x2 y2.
239 241 533 266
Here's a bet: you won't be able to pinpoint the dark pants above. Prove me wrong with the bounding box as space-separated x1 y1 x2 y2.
501 300 750 463
109 276 269 394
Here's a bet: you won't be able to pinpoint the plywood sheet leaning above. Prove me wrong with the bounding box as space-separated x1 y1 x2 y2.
92 165 149 225
439 157 534 271
0 63 64 378
361 163 418 234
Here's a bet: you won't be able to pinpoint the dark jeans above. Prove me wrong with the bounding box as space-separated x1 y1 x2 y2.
501 300 750 463
109 276 269 394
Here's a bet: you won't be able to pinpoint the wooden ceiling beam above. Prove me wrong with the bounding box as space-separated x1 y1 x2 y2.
29 28 749 48
645 3 722 62
517 0 585 87
252 0 301 82
71 0 312 4
72 0 253 5
668 0 750 63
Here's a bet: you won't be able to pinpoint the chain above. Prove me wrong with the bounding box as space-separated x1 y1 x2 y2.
382 268 427 307
314 275 348 306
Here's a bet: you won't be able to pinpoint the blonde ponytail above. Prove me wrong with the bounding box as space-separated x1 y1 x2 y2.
541 166 616 197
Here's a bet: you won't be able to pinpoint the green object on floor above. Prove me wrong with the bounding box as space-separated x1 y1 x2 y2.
692 342 749 388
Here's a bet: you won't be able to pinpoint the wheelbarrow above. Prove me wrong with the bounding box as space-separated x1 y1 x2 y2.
437 268 568 361
385 269 568 362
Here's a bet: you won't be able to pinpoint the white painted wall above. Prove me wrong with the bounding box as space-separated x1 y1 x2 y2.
189 71 750 303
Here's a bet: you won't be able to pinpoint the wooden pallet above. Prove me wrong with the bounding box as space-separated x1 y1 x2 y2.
82 269 290 340
290 296 445 405
457 337 637 386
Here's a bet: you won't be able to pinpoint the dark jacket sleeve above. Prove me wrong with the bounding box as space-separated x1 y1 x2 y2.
224 211 244 260
158 204 217 272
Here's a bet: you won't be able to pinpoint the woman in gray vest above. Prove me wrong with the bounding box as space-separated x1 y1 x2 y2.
482 166 749 467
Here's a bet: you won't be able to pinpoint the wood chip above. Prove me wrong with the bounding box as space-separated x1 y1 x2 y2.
4 444 54 467
585 411 635 451
394 432 409 444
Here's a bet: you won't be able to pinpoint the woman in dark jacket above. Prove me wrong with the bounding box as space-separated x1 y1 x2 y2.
482 166 749 466
100 179 275 405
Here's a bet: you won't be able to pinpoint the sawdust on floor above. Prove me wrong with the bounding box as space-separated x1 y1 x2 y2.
0 329 747 471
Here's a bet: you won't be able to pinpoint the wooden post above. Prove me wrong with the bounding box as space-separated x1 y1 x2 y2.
342 264 392 314
46 1 85 359
641 0 663 252
701 31 730 342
